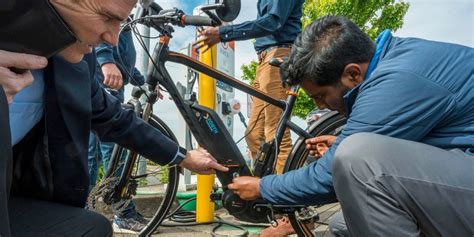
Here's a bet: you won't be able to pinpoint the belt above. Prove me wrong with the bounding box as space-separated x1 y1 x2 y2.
257 44 292 63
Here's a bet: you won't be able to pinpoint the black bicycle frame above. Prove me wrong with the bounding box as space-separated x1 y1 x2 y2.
147 43 311 187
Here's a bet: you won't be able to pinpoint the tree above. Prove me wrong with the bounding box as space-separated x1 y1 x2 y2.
240 0 409 119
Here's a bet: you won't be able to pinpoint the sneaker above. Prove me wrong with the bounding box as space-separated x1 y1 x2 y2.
134 212 149 225
113 215 147 232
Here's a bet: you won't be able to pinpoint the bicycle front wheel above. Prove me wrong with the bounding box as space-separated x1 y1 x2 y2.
89 114 180 236
283 111 346 236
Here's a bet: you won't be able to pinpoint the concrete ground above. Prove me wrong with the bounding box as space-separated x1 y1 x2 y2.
112 202 340 237
90 168 340 236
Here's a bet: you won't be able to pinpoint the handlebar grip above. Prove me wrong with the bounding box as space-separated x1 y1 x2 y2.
181 15 216 27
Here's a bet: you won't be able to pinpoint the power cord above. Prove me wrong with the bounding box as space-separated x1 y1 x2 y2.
235 103 271 144
160 197 249 237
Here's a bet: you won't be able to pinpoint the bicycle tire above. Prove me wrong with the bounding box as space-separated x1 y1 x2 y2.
283 111 346 237
139 114 181 236
89 114 180 236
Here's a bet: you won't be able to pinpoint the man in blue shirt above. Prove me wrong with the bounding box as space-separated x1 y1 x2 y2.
196 0 305 175
228 16 473 236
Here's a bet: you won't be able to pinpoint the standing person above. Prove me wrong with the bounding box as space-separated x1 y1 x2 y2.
88 29 148 231
195 0 305 175
0 1 228 236
227 16 474 236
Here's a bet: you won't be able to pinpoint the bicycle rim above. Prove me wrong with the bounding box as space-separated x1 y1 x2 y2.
138 114 180 236
88 115 180 236
283 111 346 237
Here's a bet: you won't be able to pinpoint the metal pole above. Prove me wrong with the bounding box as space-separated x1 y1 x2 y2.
137 21 150 176
196 45 217 223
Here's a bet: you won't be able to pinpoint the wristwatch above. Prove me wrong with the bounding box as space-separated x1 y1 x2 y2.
172 146 187 165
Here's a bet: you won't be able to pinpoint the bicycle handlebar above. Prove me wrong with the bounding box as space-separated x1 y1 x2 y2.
138 8 218 30
180 15 217 27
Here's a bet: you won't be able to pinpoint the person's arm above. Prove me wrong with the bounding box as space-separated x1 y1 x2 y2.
88 56 227 173
219 0 297 42
95 44 123 89
259 71 455 205
130 67 145 86
0 50 47 103
95 43 115 67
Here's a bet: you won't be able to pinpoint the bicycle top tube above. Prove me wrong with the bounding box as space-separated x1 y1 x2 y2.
165 50 286 110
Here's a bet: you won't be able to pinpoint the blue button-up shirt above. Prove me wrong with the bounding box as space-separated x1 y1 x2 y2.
219 0 304 52
9 70 45 146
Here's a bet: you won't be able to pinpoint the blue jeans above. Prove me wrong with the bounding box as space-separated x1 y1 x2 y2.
88 132 138 219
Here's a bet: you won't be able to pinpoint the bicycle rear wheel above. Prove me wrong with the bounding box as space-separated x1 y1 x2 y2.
283 111 346 236
89 114 180 236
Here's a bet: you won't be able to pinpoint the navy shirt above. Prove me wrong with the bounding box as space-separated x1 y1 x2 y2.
219 0 304 52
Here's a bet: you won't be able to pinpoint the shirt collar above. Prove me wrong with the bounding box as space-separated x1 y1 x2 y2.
343 30 392 115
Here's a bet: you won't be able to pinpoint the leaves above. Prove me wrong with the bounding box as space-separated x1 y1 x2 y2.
240 60 258 85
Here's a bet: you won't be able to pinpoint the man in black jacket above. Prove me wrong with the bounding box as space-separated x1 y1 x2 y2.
0 0 227 236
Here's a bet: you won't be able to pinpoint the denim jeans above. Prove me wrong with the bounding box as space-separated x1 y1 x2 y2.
88 132 138 219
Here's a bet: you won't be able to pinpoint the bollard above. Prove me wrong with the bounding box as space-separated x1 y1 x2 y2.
196 45 217 223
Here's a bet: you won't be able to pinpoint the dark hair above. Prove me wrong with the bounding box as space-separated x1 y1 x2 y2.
281 16 375 86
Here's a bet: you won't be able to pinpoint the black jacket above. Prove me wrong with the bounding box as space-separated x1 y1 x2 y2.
0 54 179 236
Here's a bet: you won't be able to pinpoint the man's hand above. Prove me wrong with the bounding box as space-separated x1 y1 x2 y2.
101 63 123 90
227 176 261 200
179 148 229 175
154 84 164 100
0 50 48 103
193 27 221 53
305 135 337 157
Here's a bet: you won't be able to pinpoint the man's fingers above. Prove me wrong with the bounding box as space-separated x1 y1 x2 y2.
192 38 205 47
209 161 229 172
194 43 208 52
197 27 205 34
0 50 48 70
103 76 111 87
306 137 327 144
199 169 215 175
112 77 121 89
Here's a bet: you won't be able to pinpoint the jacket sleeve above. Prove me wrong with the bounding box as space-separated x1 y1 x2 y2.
259 71 455 205
130 67 145 86
95 43 116 67
219 0 296 42
89 62 180 165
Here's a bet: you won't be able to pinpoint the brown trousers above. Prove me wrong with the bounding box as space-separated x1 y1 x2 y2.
245 48 292 174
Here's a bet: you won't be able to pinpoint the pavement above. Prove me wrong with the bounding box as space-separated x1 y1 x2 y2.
92 171 340 236
112 200 340 237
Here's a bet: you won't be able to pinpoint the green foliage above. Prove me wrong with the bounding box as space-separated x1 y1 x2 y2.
240 0 409 119
293 89 315 119
302 0 410 39
159 165 169 184
97 164 105 183
240 60 258 86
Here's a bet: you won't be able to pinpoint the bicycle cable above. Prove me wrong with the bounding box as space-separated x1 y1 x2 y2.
235 103 271 144
160 197 250 237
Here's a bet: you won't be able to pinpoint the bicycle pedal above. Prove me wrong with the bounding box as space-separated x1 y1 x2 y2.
295 206 319 224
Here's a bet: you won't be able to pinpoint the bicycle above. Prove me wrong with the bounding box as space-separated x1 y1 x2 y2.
89 1 347 236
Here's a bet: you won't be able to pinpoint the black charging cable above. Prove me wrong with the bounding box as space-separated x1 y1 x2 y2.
160 197 250 237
